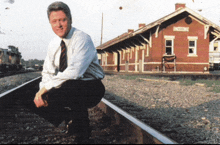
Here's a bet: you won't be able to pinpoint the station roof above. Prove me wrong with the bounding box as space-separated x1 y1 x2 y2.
96 5 220 53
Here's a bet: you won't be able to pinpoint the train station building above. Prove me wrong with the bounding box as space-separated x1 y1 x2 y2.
96 3 220 73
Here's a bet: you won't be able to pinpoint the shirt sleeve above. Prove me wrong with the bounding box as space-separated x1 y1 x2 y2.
39 43 56 90
43 34 97 91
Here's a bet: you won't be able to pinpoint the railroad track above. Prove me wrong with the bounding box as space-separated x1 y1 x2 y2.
0 70 29 79
0 77 177 144
98 98 176 144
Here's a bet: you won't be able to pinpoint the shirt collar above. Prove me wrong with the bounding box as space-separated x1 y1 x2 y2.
61 27 74 45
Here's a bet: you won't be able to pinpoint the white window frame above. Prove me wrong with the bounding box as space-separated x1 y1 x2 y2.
213 41 219 52
164 36 175 55
187 36 198 57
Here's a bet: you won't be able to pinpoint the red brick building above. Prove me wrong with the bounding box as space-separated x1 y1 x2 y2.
97 3 220 73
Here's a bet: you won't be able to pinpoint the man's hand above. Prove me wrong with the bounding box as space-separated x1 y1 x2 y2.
34 87 48 108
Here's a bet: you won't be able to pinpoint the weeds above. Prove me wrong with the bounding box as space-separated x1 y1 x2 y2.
173 78 220 93
119 75 164 81
118 75 140 80
118 74 220 93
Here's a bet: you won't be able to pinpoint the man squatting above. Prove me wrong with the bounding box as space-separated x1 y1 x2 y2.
34 1 105 143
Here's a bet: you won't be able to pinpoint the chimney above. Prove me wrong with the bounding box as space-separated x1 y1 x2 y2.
139 23 146 28
128 29 134 33
175 3 186 10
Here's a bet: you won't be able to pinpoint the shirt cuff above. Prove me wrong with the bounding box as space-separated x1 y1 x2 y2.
44 82 54 91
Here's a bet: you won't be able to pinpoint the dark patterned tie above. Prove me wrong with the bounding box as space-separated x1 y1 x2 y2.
59 40 67 72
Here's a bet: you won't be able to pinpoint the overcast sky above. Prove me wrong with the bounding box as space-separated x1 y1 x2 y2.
1 0 220 60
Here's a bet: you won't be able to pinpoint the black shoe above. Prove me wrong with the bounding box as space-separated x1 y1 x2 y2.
64 120 79 135
61 107 72 133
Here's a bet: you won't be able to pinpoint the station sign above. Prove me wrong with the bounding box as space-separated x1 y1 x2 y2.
173 27 189 32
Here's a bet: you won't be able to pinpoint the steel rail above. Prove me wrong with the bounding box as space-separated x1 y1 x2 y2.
99 98 177 144
0 76 41 98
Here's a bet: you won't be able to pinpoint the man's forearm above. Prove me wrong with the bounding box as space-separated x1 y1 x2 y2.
35 87 48 101
34 87 48 108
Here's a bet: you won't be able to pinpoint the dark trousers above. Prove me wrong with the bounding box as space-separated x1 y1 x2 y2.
37 79 105 134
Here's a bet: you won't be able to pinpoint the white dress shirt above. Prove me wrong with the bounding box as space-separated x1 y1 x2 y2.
39 27 105 91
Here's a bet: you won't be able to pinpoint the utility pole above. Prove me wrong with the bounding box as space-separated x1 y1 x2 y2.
100 12 103 46
100 12 105 67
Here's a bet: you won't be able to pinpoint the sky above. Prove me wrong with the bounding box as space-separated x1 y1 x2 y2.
1 0 220 60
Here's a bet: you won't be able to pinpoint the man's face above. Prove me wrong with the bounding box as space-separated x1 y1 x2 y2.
49 10 72 38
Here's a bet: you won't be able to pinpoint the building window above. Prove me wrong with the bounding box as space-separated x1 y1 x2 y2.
189 41 196 54
164 36 175 55
166 40 172 55
214 42 218 52
188 36 198 56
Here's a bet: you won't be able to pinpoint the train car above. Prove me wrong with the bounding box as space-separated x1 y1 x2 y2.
8 45 22 71
0 46 22 72
0 48 9 72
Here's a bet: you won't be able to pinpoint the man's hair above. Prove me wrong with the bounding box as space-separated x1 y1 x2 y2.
47 1 72 22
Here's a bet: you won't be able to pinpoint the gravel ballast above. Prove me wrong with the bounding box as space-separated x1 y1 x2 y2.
102 74 220 144
1 72 220 144
0 72 41 94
